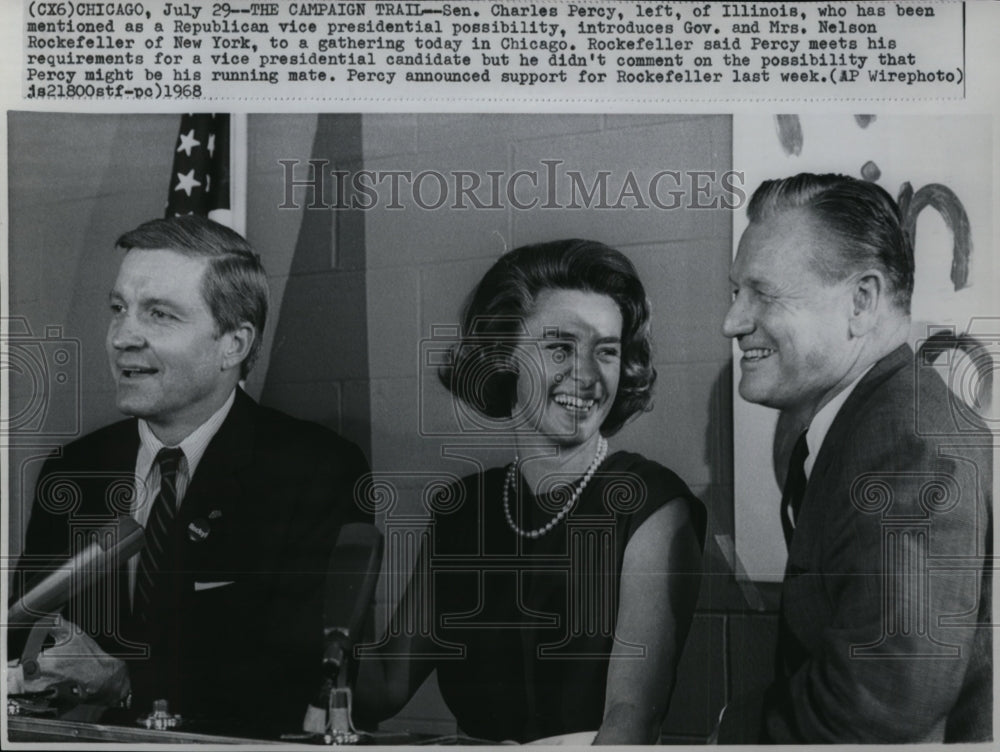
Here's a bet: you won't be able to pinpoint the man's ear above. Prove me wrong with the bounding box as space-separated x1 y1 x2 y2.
221 322 256 372
848 271 885 338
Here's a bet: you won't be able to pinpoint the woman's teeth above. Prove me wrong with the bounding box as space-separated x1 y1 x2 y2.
553 394 596 412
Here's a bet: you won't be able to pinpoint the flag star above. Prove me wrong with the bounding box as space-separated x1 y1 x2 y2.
177 129 200 157
174 169 202 197
207 133 216 158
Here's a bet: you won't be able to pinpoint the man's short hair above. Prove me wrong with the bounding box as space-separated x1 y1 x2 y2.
115 215 269 378
747 173 914 312
439 238 656 436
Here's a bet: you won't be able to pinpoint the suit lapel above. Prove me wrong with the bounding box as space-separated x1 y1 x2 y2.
86 420 141 516
82 420 142 648
788 344 911 564
178 389 256 521
171 390 258 587
779 347 916 683
111 422 141 476
808 344 911 488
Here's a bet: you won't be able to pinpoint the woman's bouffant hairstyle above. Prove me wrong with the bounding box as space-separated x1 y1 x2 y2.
438 239 656 436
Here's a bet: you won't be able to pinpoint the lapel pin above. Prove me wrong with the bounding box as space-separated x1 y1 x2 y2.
188 518 211 542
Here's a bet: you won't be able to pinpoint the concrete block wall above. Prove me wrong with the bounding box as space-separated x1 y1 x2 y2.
359 114 752 740
7 112 777 742
7 113 180 550
7 114 375 552
252 114 372 452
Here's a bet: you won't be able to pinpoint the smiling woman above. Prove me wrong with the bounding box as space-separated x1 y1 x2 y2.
354 239 706 744
512 288 623 454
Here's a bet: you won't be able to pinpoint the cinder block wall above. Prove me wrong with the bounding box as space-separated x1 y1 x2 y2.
252 114 372 452
7 113 777 742
357 114 763 741
8 113 180 554
7 114 373 554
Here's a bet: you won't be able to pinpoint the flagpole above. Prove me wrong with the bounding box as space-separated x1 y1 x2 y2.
228 113 267 398
229 113 248 237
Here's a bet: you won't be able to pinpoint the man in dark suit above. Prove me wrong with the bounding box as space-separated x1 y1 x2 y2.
13 216 371 735
721 174 992 742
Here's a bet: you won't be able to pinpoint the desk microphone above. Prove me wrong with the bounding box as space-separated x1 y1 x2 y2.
320 523 384 681
299 523 383 741
8 515 145 626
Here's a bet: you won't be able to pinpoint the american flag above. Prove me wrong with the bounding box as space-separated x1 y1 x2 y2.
165 114 232 225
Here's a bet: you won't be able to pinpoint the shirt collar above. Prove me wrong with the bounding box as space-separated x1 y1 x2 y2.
136 389 237 482
804 366 874 479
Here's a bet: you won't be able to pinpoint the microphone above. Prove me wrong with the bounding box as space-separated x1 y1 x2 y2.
9 515 145 626
300 523 383 741
320 522 384 684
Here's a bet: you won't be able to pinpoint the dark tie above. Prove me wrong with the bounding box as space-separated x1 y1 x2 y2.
134 447 185 621
780 431 809 546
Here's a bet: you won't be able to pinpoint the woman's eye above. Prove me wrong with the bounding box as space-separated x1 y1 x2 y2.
545 343 572 363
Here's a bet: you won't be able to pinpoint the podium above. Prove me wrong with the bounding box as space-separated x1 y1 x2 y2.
7 716 282 744
7 716 491 745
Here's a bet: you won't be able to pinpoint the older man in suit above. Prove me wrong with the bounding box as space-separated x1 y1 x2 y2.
721 173 992 742
13 216 371 735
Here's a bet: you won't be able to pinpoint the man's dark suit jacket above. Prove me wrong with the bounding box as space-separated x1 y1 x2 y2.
762 344 993 742
14 388 372 735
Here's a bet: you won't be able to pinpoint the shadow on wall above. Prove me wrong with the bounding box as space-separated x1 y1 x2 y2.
260 114 372 461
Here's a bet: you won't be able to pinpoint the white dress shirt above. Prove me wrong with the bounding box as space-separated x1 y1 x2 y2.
129 389 236 599
804 366 875 480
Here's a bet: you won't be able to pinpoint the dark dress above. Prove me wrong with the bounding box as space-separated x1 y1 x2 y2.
430 451 705 742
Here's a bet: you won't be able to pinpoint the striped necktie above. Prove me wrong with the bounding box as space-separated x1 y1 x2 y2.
780 431 809 547
134 447 185 621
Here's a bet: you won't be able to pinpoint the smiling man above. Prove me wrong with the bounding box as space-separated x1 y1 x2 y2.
15 216 371 735
721 173 992 742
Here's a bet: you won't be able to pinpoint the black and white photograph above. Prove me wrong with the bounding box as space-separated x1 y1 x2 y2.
1 1 998 749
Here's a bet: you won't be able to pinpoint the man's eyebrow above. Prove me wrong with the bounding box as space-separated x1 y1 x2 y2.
737 275 775 294
111 294 187 312
142 297 185 311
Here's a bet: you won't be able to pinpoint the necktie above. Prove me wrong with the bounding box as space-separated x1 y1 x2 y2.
134 447 185 621
780 431 809 546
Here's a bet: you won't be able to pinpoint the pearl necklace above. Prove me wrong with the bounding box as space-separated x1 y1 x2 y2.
502 436 608 539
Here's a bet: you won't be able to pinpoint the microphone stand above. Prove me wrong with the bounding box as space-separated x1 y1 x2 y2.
290 523 383 746
310 626 360 744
